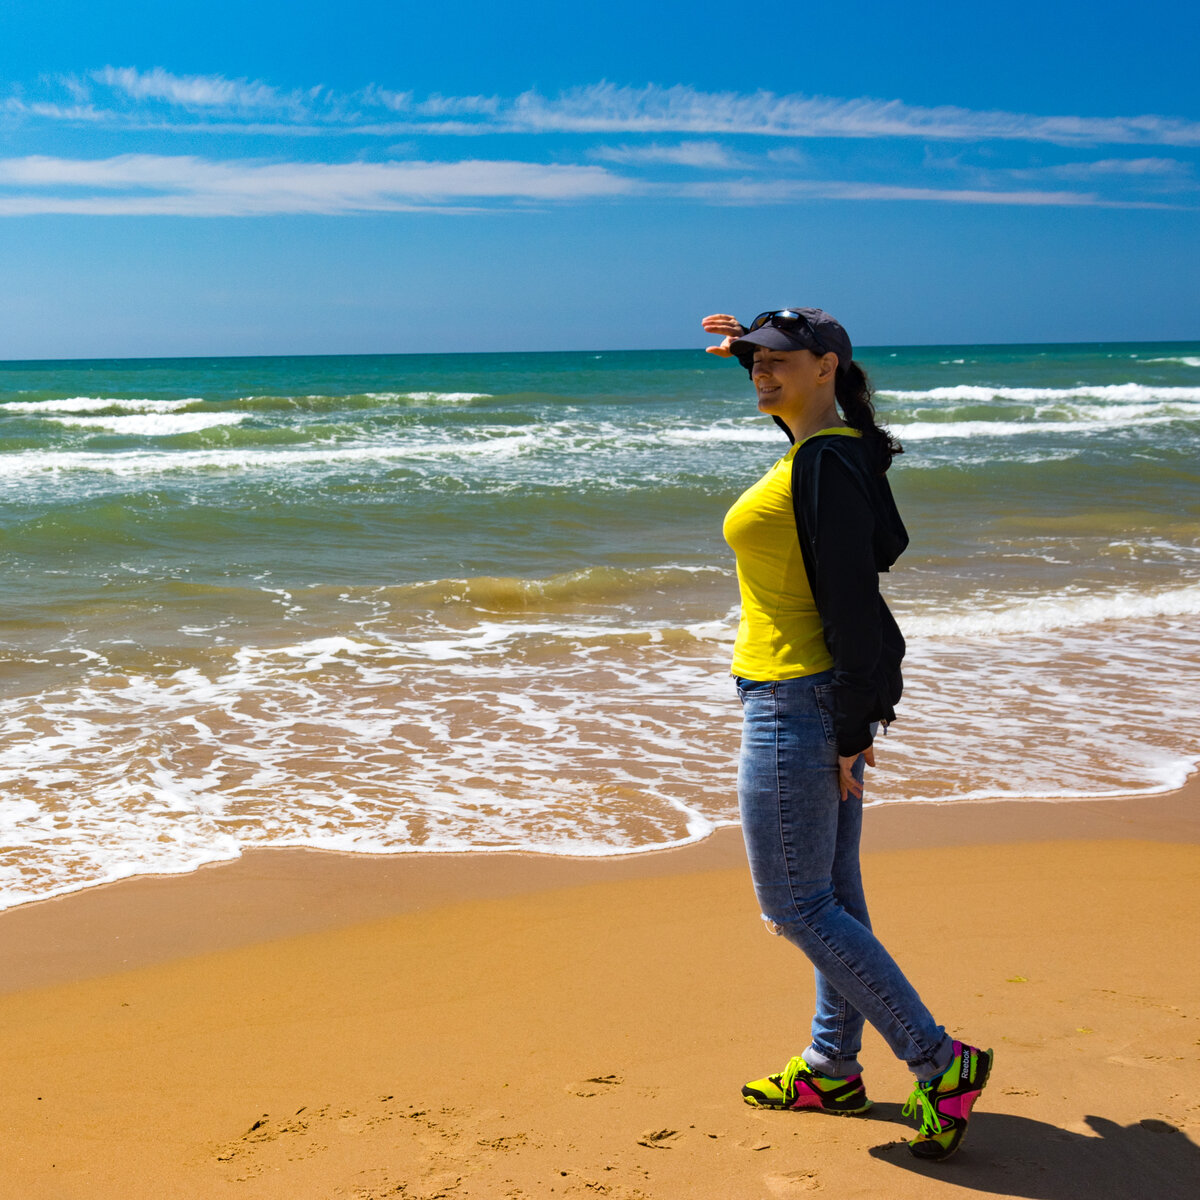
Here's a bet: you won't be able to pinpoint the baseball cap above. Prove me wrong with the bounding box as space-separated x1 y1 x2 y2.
728 307 853 371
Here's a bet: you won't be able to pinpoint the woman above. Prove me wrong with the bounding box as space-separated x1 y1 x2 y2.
703 307 991 1162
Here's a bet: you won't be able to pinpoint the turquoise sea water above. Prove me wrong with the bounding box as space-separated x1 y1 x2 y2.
2 342 1199 908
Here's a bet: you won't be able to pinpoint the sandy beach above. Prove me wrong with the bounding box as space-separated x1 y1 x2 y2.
1 785 1197 1200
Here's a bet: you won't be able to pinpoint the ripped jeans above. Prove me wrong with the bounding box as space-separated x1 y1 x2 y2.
736 672 952 1082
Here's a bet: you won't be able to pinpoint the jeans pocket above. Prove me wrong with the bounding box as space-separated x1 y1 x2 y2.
812 684 839 748
736 677 775 707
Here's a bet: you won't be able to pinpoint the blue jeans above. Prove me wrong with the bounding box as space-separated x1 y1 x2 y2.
736 671 952 1082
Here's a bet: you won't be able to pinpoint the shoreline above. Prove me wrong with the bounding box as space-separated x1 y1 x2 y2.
2 782 1197 996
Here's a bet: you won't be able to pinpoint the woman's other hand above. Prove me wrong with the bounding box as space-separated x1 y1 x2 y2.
701 313 746 357
838 745 876 802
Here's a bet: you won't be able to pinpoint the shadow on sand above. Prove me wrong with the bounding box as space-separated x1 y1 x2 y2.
862 1103 1197 1199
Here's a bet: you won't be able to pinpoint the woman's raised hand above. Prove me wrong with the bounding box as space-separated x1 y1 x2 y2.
701 313 746 357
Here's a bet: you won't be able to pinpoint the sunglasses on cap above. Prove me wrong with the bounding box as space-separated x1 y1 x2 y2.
746 309 830 352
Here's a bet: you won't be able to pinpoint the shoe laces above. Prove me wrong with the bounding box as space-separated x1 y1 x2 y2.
778 1055 808 1095
902 1080 945 1136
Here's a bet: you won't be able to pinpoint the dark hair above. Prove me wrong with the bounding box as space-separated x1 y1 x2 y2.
836 361 903 472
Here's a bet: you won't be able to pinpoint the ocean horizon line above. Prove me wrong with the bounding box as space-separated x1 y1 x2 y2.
3 336 1200 370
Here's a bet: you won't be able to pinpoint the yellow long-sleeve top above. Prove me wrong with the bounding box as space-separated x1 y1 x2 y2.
722 427 860 681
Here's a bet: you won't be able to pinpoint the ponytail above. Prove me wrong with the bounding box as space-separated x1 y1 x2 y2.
836 361 903 473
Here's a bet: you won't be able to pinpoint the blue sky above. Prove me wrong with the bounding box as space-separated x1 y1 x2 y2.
1 0 1197 357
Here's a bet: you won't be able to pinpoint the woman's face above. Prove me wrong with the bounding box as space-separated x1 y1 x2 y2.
750 346 829 419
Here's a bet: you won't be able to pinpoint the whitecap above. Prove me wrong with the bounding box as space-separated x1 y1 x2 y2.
891 415 1180 440
0 434 539 479
402 391 492 403
2 396 203 415
49 413 247 436
664 425 779 444
879 384 1200 404
904 581 1200 637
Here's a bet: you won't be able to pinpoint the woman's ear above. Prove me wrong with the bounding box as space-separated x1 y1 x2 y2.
819 352 840 383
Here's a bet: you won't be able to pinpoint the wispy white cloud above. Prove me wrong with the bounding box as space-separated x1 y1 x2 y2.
3 97 108 122
356 87 499 117
14 75 1200 148
765 147 811 166
91 66 311 114
58 74 92 104
1023 156 1193 179
362 86 413 113
0 153 635 216
417 93 501 117
0 153 1165 217
497 83 1200 147
590 140 742 168
914 148 1196 194
675 177 1177 209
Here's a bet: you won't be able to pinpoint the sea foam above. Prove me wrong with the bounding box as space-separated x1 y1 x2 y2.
2 397 202 414
0 435 542 479
902 582 1200 637
49 413 247 436
891 414 1183 441
1 602 1197 912
878 383 1200 404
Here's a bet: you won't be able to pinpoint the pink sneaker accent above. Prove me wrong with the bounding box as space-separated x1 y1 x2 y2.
903 1041 993 1161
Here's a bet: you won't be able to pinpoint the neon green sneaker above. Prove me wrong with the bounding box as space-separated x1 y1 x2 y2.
742 1055 871 1115
903 1041 993 1161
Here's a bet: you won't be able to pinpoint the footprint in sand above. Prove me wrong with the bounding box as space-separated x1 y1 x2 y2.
764 1168 822 1196
338 1169 409 1199
636 1128 681 1149
555 1168 654 1200
736 1123 775 1153
569 1074 624 1098
214 1106 328 1162
476 1133 529 1152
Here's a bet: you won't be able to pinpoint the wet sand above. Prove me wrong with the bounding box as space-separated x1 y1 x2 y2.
1 783 1198 1198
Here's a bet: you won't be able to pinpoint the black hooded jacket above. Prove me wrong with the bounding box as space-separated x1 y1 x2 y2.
787 431 909 757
